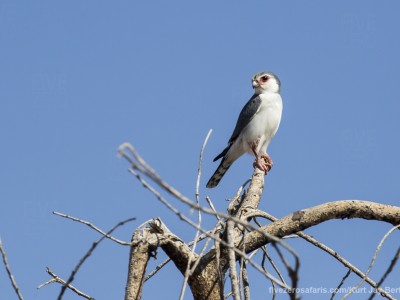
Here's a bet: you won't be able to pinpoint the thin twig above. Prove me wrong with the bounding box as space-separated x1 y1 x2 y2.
57 217 136 300
196 129 212 200
206 196 221 221
53 212 130 245
144 258 170 282
272 243 299 300
261 250 277 300
37 278 56 289
38 267 93 299
228 182 248 214
341 224 400 300
179 130 211 300
0 239 24 300
368 247 400 300
254 218 287 287
118 143 193 207
330 269 352 300
224 291 233 299
177 220 199 300
261 246 287 286
264 210 299 299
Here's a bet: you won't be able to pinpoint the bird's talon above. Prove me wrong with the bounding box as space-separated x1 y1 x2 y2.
253 154 273 174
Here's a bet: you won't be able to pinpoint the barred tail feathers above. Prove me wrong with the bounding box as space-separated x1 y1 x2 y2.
206 158 233 188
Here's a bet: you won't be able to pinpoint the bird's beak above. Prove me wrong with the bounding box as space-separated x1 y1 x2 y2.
252 80 259 88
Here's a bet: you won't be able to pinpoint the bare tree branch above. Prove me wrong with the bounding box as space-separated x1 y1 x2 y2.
242 262 250 300
227 220 240 300
38 268 93 300
124 150 299 264
119 142 400 299
261 246 287 287
125 217 197 300
125 165 293 289
144 257 170 282
179 129 212 300
144 226 222 282
196 129 212 200
125 224 157 300
205 195 221 221
150 218 197 273
120 144 305 289
330 269 352 300
271 243 299 300
188 221 224 281
368 247 400 300
119 143 195 207
120 143 283 244
58 217 136 300
341 224 400 299
124 143 399 300
149 218 224 299
0 239 24 300
53 212 131 245
247 209 398 299
245 200 400 252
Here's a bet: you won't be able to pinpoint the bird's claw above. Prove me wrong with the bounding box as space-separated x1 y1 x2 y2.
253 154 273 174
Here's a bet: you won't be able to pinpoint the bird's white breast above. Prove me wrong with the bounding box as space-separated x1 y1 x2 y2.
240 92 283 154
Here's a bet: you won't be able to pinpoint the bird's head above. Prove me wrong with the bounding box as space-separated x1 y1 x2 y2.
252 72 281 94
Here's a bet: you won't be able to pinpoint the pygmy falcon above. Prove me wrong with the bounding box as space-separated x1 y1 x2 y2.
206 71 283 188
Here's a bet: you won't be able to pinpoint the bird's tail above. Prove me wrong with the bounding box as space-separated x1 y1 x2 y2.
206 158 233 188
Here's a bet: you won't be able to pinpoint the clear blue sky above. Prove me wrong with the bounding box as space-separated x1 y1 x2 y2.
1 1 399 299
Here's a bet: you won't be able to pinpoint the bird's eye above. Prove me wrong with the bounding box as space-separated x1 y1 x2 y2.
261 75 269 82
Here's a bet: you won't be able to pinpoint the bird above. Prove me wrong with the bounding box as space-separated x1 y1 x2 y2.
206 71 283 188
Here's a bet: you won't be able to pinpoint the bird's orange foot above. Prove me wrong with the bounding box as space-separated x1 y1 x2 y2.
253 153 273 174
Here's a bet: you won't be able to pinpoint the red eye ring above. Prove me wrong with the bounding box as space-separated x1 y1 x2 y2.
260 75 269 82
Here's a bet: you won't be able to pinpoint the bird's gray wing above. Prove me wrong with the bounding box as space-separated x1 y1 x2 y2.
213 94 262 162
228 94 262 143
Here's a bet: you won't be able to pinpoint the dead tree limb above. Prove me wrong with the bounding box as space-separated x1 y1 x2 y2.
120 142 400 300
37 268 93 300
0 239 24 300
244 200 400 253
125 226 157 300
